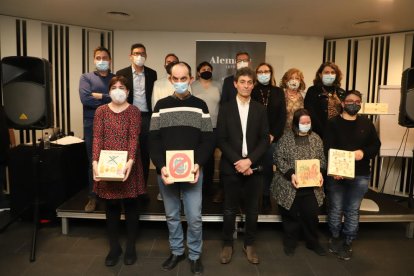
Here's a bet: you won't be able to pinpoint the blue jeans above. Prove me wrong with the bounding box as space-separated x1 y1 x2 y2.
158 172 203 261
83 119 96 198
327 175 370 244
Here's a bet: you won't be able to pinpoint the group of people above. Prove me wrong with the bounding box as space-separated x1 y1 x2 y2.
78 44 381 275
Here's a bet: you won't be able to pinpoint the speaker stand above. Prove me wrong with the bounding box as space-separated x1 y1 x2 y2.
408 148 414 208
0 130 42 262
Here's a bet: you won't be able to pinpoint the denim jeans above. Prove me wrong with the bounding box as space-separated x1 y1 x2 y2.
158 172 203 261
83 119 96 198
327 175 370 244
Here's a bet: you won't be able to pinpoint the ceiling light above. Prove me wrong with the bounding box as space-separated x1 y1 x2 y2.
353 20 380 29
106 11 132 21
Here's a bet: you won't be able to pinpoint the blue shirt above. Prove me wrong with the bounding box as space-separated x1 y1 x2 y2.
79 71 114 120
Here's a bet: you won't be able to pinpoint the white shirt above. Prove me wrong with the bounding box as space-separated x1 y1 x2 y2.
236 96 250 157
132 66 148 112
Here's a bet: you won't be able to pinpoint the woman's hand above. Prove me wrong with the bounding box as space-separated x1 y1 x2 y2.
92 161 101 182
318 172 324 187
122 159 134 182
354 150 364 161
291 174 299 189
190 164 200 183
161 166 174 185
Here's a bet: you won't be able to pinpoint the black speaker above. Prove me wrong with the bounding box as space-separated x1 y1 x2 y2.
1 56 53 129
399 67 414 128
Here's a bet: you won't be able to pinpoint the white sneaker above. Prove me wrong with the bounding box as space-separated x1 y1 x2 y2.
157 193 163 201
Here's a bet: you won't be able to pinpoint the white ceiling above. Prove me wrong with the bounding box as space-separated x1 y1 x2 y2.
1 0 413 38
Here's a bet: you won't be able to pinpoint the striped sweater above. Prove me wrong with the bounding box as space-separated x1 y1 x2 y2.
149 94 214 170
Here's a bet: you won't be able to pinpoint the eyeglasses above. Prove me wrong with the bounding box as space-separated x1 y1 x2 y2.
236 59 249 63
344 100 361 105
131 52 147 57
95 56 110 61
257 70 271 74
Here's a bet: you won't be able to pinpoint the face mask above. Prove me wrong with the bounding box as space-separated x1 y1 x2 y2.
322 74 336 86
298 123 311 133
236 61 248 70
133 55 146 67
173 82 189 94
95 60 109 71
257 73 271 85
287 79 300 90
200 71 212 80
110 88 127 104
344 103 361 116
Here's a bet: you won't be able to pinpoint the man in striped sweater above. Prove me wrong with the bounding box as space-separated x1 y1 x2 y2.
149 62 214 275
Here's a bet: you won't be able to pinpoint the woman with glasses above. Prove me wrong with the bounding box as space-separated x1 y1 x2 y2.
251 62 286 212
304 62 346 138
323 90 380 261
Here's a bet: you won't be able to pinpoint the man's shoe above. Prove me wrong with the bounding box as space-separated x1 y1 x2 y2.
105 246 122 267
190 258 204 275
283 246 295 256
220 246 233 264
162 253 185 271
337 243 352 261
124 248 137 265
157 193 163 201
307 244 327 256
328 236 343 254
84 198 97 212
243 245 259 264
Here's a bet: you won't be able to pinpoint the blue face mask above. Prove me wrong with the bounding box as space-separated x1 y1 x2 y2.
322 74 336 86
173 82 189 94
95 60 109 71
257 73 271 85
298 123 311 133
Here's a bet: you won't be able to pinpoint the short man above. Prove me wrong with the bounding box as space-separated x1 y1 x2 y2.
217 67 269 265
116 43 157 188
220 51 251 104
79 46 114 212
149 62 214 275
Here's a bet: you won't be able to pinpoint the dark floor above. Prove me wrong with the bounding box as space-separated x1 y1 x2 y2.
0 214 414 276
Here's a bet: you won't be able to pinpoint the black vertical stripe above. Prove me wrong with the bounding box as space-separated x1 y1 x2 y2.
345 39 352 91
411 35 414 67
54 25 60 128
367 38 373 103
383 36 390 86
372 37 379 104
82 29 86 74
65 26 71 133
332 41 336 62
48 25 53 63
100 32 104 47
22 20 27 56
16 20 21 56
378 36 385 87
326 41 331 62
86 30 90 73
60 26 65 133
352 40 358 91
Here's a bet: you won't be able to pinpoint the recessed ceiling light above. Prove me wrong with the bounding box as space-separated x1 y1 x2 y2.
106 11 132 21
353 20 380 29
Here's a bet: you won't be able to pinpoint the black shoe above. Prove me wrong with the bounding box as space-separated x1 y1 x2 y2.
307 244 327 256
328 237 343 255
190 258 204 275
283 246 295 256
162 253 185 271
124 248 137 265
105 246 122 267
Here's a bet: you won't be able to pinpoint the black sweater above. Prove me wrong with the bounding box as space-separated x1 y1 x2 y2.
323 115 381 176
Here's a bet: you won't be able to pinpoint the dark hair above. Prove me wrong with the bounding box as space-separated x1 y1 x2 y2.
165 53 179 63
279 68 306 91
234 67 256 83
255 62 276 86
108 75 130 91
170 62 192 77
343 90 363 101
313 61 342 87
236 52 250 61
197 61 213 73
291 108 312 135
130 43 146 54
93 46 111 59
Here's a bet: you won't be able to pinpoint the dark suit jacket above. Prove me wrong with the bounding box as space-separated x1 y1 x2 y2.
116 65 157 113
217 98 269 175
220 75 237 104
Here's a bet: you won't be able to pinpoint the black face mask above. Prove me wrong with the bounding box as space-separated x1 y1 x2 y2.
344 103 361 116
199 71 212 80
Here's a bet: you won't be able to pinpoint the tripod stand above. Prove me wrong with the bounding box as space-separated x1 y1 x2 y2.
0 130 42 262
408 148 414 208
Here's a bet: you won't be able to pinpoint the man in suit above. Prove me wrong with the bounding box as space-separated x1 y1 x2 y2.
217 67 269 265
116 43 157 189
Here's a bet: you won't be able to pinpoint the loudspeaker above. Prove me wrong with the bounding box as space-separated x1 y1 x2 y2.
1 56 53 129
399 67 414 127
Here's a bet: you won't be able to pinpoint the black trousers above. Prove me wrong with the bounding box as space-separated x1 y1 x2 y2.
222 173 261 246
105 198 138 251
278 190 320 249
139 113 151 186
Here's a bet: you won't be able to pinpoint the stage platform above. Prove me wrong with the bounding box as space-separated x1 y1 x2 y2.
57 178 414 238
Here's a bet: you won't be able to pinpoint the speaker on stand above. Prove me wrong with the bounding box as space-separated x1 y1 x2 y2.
399 67 414 208
0 56 54 262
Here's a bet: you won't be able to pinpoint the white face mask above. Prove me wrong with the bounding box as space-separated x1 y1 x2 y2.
287 79 300 90
110 88 127 104
236 61 249 70
133 55 146 67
